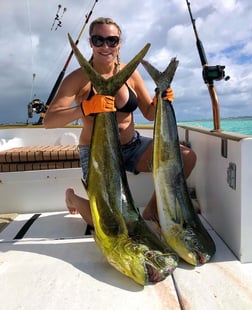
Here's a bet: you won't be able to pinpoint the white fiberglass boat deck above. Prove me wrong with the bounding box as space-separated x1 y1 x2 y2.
1 211 252 310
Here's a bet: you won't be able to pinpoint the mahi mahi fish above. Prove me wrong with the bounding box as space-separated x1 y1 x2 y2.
141 58 216 266
68 34 178 285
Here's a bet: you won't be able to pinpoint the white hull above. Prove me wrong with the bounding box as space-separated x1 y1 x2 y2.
0 127 154 213
178 125 252 263
1 125 252 309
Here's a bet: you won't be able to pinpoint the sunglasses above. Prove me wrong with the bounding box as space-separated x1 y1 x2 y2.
90 35 120 48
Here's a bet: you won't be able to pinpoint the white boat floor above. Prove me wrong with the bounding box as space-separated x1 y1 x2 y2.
1 212 252 310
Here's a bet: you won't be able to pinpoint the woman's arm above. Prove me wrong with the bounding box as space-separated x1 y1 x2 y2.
131 70 156 121
44 69 88 128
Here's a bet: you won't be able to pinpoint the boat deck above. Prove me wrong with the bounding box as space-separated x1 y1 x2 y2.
1 211 252 310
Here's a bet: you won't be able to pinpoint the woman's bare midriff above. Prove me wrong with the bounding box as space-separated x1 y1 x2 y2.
79 111 136 146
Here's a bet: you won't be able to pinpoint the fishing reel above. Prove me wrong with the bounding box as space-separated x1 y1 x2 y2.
202 65 230 84
27 99 46 118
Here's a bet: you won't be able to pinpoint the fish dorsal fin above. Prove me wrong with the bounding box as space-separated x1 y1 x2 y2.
68 34 150 95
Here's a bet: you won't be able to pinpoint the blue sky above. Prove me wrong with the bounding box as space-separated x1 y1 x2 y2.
0 0 251 124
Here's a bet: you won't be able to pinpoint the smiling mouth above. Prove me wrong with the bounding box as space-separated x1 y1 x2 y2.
99 52 112 56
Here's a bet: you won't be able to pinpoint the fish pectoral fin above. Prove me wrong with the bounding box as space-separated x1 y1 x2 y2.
174 198 185 225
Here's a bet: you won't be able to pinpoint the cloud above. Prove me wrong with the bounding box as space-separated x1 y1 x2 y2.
0 0 251 124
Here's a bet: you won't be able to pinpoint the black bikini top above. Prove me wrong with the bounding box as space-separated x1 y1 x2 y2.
86 83 138 113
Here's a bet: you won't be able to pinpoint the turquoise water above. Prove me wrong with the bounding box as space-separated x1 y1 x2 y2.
178 117 252 136
134 112 252 136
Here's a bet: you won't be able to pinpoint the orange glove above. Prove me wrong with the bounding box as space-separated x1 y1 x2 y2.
152 87 174 106
81 94 116 116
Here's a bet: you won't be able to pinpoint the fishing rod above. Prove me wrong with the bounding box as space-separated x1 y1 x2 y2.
34 0 99 124
186 0 229 131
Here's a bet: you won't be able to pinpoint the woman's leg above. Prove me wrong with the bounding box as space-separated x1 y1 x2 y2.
140 142 196 221
180 144 197 179
65 188 93 226
65 140 196 225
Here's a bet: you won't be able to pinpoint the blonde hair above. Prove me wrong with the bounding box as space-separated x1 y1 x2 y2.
89 17 122 37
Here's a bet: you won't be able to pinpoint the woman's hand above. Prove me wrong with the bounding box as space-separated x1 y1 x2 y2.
81 94 116 116
152 87 174 106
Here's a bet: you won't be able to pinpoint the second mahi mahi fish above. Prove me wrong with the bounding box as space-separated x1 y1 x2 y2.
141 58 216 266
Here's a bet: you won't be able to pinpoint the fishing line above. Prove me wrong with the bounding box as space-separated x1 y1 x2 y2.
60 0 99 71
36 0 99 124
35 1 92 98
25 0 35 102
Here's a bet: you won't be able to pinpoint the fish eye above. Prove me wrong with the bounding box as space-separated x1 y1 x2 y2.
184 235 191 242
192 239 200 247
186 236 200 248
145 251 155 259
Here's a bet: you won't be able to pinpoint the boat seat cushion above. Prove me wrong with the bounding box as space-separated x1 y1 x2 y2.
0 145 80 172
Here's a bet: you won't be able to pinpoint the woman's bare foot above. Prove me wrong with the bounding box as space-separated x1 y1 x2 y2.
65 188 79 214
141 192 159 223
65 188 94 226
142 204 159 223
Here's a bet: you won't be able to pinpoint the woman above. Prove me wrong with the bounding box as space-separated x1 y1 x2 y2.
44 17 196 226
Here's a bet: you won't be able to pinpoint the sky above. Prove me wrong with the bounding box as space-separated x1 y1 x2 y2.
0 0 252 124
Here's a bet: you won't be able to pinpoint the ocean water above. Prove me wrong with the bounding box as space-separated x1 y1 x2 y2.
134 113 252 136
178 117 252 136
